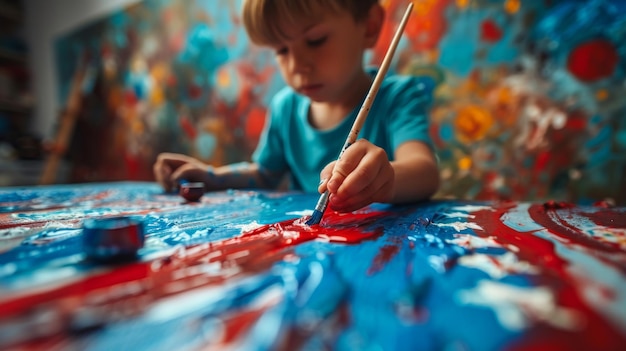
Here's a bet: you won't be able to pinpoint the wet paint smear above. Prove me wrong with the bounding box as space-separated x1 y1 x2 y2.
0 183 625 350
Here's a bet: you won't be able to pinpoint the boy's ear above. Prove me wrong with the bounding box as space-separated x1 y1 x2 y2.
364 3 385 48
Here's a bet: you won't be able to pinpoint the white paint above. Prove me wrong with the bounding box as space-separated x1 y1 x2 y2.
24 0 142 138
231 221 263 232
441 212 476 219
434 221 484 232
286 210 312 216
446 234 502 249
535 230 626 334
450 205 493 212
226 250 250 261
500 202 626 333
458 252 539 279
457 280 585 331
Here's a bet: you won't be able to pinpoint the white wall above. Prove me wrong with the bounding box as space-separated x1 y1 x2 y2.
24 0 141 139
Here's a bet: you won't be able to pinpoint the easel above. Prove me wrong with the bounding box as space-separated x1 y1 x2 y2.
39 64 90 185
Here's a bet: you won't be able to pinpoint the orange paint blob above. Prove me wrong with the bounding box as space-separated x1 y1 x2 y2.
458 156 472 171
245 107 267 141
595 89 609 101
504 0 520 14
454 105 494 143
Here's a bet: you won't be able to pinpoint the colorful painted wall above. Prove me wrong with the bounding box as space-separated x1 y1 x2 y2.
53 0 626 204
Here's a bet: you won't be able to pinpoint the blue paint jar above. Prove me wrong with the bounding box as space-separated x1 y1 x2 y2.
82 216 145 262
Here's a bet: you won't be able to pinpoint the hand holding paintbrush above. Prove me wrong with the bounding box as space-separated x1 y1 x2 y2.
306 2 415 225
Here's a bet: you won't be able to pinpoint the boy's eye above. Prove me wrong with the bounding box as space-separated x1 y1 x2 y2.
275 47 288 55
307 36 327 47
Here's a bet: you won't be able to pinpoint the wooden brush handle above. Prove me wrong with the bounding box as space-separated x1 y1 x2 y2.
339 2 414 157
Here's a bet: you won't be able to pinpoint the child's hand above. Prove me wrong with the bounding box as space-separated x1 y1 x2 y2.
318 139 394 212
153 153 211 192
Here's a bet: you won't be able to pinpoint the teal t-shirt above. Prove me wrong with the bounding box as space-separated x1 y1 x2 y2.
252 71 435 192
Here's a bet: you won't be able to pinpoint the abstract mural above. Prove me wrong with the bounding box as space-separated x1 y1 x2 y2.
53 0 626 204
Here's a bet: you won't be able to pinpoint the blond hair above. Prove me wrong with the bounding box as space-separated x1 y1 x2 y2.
242 0 379 46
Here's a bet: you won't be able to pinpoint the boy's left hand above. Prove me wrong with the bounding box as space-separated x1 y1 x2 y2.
318 139 394 212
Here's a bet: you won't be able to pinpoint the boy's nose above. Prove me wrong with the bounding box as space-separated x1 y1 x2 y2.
289 50 312 74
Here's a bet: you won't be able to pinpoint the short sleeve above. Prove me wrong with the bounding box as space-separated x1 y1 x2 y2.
386 76 435 151
251 88 291 173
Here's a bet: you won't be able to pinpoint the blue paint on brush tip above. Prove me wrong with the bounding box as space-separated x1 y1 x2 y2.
306 209 324 226
306 191 330 225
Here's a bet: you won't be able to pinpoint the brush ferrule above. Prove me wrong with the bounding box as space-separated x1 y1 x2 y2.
314 191 330 212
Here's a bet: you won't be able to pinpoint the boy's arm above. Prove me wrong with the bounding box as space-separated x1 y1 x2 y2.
207 162 285 190
154 152 284 192
318 139 439 212
390 140 440 203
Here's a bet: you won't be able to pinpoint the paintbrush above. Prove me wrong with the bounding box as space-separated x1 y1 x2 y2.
306 2 414 226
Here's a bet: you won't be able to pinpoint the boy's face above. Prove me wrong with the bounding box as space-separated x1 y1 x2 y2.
269 8 376 104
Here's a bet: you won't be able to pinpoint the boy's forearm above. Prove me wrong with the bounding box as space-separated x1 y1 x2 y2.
390 157 440 204
209 162 280 190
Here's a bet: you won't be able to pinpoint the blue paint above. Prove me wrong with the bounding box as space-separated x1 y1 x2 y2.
532 0 626 81
212 65 241 106
438 9 481 77
1 184 625 349
195 131 218 160
438 7 522 76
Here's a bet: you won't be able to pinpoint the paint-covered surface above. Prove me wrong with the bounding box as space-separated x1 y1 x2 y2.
1 182 625 350
53 0 626 204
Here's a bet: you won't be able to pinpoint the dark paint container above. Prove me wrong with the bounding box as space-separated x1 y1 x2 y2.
180 182 205 202
82 216 145 262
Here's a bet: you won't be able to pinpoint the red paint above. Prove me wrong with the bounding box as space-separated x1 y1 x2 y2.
368 244 401 275
592 200 615 209
218 298 280 345
179 116 197 139
529 205 624 254
480 19 503 43
124 90 138 106
584 208 626 228
166 74 177 87
124 152 142 180
471 203 626 350
0 209 388 348
542 200 574 210
179 182 204 202
245 107 267 140
567 39 619 82
188 83 203 99
373 0 449 58
533 151 550 173
240 210 387 247
564 110 587 130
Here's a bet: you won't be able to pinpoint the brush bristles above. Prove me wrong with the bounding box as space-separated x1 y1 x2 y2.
306 210 324 226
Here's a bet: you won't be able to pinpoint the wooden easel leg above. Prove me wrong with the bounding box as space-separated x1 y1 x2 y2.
39 66 87 185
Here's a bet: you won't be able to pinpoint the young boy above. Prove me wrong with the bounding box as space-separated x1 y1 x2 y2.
153 0 440 213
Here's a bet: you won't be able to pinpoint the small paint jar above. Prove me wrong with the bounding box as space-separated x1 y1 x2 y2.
179 182 205 202
82 216 145 262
